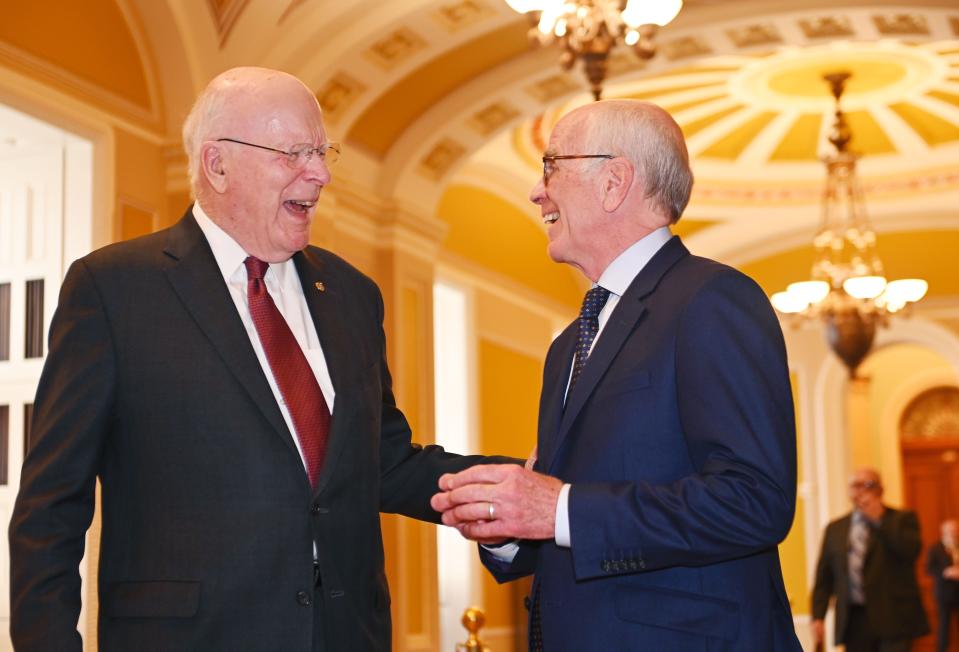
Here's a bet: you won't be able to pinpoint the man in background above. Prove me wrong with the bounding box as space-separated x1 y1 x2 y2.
432 99 801 651
9 67 501 652
927 518 959 652
811 467 929 651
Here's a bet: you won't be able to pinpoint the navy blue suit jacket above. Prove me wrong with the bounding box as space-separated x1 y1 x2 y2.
484 237 802 651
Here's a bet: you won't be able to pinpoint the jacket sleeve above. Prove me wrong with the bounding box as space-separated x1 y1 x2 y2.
371 282 520 522
811 524 836 620
926 544 945 578
567 271 797 579
479 540 539 583
8 259 116 652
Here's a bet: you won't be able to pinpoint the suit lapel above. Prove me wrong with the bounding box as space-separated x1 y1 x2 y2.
292 249 349 496
546 237 689 476
536 325 576 472
163 211 296 455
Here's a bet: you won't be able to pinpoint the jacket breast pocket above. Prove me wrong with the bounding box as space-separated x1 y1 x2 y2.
598 370 651 399
104 580 201 618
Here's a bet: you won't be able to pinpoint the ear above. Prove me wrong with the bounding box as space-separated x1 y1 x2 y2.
600 158 633 212
201 142 229 194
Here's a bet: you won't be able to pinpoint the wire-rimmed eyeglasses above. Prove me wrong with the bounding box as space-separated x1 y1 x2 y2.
542 154 613 184
216 137 341 169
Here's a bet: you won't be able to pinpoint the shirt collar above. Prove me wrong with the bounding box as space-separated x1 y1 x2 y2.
595 226 672 296
192 201 293 286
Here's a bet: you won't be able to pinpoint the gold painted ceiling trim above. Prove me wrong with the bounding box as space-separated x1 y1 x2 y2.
0 40 161 131
206 0 250 48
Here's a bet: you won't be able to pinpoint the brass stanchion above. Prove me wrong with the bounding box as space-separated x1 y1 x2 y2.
456 606 490 652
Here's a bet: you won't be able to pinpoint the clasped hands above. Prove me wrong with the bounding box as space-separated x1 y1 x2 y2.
430 450 563 545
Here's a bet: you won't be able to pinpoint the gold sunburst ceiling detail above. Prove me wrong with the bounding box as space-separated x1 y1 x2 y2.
517 40 959 165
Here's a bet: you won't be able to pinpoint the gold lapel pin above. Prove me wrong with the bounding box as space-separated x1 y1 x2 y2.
314 281 325 292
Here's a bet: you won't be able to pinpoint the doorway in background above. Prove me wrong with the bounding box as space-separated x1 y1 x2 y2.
0 101 93 651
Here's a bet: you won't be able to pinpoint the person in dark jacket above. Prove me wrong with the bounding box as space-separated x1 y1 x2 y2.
927 519 959 652
811 467 930 652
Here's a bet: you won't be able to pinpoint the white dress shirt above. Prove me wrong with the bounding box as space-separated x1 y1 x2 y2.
490 227 672 560
192 202 335 476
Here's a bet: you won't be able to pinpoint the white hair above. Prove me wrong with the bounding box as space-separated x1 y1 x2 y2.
581 100 693 223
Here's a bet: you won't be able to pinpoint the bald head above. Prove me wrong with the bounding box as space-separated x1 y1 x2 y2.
561 99 693 223
850 467 882 488
180 66 331 262
847 466 885 516
182 67 322 196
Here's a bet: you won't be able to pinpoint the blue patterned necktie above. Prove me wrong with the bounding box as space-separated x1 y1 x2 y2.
569 285 611 392
848 512 870 604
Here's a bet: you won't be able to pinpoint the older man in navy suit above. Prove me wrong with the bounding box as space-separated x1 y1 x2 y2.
433 99 801 651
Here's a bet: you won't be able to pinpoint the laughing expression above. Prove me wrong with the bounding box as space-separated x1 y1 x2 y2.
529 115 607 280
218 82 331 263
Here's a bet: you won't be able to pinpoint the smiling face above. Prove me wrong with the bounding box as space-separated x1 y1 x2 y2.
201 70 331 262
530 110 612 281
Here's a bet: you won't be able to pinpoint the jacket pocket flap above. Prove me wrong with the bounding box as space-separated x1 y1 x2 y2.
600 370 651 397
614 584 739 642
104 580 200 618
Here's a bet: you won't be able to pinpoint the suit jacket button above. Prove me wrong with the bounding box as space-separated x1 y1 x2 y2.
638 559 646 569
629 560 638 571
296 590 312 606
601 560 611 572
311 503 321 515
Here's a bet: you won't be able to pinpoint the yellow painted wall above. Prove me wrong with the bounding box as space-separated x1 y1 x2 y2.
739 230 959 300
779 372 809 614
113 128 169 238
477 338 541 650
860 343 957 466
437 184 583 309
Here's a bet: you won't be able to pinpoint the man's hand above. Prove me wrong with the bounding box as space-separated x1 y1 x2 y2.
431 464 562 542
859 496 886 523
944 565 959 580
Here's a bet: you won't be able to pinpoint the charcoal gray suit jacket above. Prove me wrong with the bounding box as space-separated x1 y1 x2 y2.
9 209 492 651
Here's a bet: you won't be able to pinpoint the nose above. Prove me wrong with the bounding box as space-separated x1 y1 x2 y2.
302 152 331 186
530 177 546 205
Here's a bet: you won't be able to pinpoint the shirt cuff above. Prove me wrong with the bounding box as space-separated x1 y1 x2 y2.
482 540 520 562
555 483 572 548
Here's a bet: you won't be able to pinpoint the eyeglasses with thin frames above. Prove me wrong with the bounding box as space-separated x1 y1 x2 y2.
542 154 613 185
216 138 341 169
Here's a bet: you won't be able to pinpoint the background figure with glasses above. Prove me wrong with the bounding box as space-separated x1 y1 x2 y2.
811 467 929 652
431 100 802 651
8 66 505 652
926 519 959 652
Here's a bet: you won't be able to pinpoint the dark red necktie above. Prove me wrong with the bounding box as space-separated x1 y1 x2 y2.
245 256 329 489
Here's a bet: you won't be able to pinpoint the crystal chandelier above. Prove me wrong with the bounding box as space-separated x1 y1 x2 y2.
505 0 683 100
771 72 927 377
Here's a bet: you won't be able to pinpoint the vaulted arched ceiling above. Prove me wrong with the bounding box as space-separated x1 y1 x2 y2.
3 0 958 298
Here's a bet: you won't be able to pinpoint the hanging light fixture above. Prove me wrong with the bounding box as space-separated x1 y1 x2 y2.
770 71 928 377
505 0 684 100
